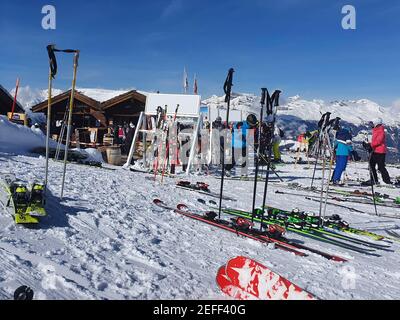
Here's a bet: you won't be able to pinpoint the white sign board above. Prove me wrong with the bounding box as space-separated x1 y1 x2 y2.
145 93 201 117
208 107 244 123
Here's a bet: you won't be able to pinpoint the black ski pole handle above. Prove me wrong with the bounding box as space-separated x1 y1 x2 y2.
260 88 267 105
223 68 235 103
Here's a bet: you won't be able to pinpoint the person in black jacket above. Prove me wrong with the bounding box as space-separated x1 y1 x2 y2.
124 122 136 154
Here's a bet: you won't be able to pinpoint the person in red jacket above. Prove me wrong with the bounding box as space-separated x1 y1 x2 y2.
365 118 392 185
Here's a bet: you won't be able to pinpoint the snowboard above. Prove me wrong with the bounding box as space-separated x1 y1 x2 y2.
217 256 316 300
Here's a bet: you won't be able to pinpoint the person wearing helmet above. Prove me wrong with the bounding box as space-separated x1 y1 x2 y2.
363 118 391 185
226 115 258 172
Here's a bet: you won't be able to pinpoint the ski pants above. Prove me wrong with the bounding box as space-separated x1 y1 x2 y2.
332 155 348 182
370 153 391 184
225 147 246 171
273 142 281 161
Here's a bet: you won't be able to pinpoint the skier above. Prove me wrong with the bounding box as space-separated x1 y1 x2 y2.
117 125 125 145
124 122 135 154
272 126 284 163
363 118 392 185
331 128 353 185
211 116 226 167
227 115 257 172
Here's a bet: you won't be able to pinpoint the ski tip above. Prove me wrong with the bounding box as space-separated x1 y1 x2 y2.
153 199 163 205
331 256 348 263
177 203 188 211
14 286 34 300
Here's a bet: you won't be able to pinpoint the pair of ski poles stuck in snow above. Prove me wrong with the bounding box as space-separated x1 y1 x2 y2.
44 45 80 200
217 68 282 233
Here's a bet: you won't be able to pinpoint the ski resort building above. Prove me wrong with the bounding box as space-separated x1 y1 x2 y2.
0 84 24 116
31 89 146 148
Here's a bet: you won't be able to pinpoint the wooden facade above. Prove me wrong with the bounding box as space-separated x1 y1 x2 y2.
31 90 146 147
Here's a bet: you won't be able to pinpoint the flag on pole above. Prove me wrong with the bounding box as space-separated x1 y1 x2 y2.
183 67 189 94
193 74 198 95
10 77 20 119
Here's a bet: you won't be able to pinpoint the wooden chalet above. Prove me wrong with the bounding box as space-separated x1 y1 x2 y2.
31 89 146 148
0 84 24 116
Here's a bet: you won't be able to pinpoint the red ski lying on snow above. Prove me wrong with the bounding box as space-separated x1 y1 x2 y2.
153 199 347 262
217 256 316 300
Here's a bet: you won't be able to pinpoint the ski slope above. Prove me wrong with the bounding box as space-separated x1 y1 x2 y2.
0 149 400 299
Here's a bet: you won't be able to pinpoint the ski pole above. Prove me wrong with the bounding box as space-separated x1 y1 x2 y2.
251 89 266 224
218 68 234 219
60 50 80 200
260 90 281 230
322 117 341 226
367 149 379 216
45 45 56 190
311 113 331 188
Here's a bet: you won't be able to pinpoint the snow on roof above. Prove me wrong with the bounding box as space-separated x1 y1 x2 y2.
76 88 134 103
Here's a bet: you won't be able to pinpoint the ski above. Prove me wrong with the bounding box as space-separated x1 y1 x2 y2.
174 203 347 261
217 256 317 300
228 203 390 250
198 200 380 255
176 181 236 201
153 199 307 257
167 200 347 261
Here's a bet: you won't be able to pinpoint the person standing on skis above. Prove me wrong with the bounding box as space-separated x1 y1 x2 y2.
332 128 353 185
363 118 392 185
272 126 284 163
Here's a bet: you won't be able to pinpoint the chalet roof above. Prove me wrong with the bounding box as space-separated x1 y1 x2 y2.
0 84 24 114
101 90 147 110
31 89 146 113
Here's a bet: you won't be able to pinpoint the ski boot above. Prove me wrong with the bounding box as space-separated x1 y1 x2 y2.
196 182 210 192
231 217 254 232
27 183 47 217
304 215 321 228
324 214 349 229
204 211 217 220
11 183 38 224
266 224 286 239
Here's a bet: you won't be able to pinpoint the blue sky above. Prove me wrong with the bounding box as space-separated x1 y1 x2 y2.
1 0 399 106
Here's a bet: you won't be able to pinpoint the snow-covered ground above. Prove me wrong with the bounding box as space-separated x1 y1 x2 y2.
1 148 400 299
1 117 400 300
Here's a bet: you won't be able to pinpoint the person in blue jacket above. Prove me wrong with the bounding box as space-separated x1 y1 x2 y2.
227 115 257 171
332 128 353 184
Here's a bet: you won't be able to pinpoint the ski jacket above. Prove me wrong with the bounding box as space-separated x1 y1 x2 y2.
371 125 387 154
118 128 125 139
232 122 251 149
334 140 353 156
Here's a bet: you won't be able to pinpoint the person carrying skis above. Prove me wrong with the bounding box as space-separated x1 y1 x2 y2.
332 128 353 185
363 118 392 185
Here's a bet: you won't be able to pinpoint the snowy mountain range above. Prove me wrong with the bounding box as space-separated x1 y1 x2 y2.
203 93 400 162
